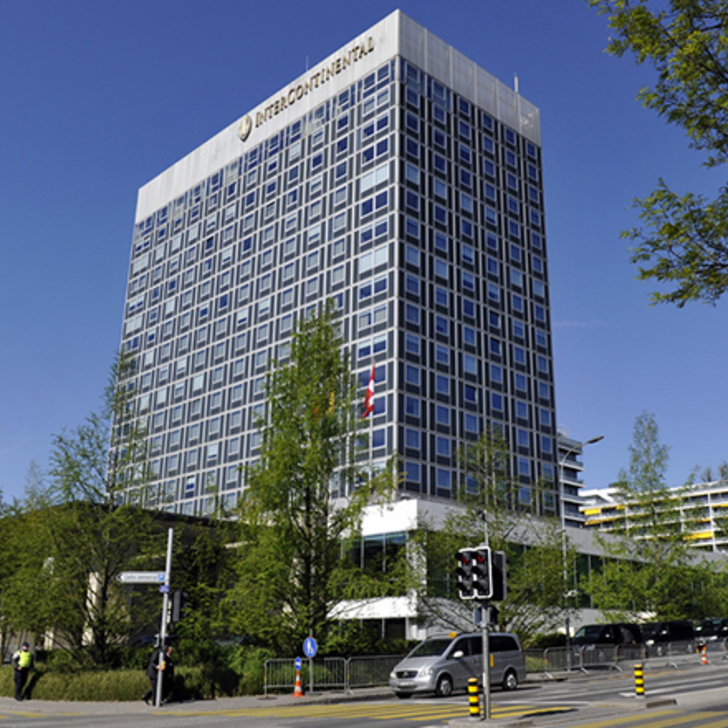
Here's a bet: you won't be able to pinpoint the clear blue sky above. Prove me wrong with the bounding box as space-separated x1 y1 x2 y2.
1 0 725 502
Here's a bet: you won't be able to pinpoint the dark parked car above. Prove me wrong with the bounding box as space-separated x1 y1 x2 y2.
694 618 728 647
572 623 642 648
642 620 694 655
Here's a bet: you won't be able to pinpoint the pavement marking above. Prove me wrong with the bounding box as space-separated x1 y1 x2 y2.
571 711 721 728
159 701 574 722
696 718 728 728
550 710 680 728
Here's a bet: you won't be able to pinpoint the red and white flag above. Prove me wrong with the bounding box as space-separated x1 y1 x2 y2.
362 363 375 419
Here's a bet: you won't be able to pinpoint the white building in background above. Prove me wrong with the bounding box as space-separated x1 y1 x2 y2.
581 480 728 552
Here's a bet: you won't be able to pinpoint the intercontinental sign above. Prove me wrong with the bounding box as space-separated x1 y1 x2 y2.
239 35 375 142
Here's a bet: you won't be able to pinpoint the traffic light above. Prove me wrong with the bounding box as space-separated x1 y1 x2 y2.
171 590 189 623
456 546 492 600
456 548 475 599
471 547 492 599
491 551 507 602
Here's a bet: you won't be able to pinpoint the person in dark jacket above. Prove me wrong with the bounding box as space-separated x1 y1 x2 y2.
11 642 33 701
142 645 174 705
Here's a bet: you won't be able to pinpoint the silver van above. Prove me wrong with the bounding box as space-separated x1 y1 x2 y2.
389 632 526 698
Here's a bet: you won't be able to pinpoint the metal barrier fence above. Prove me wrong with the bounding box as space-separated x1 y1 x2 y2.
528 639 728 678
264 654 403 696
348 655 404 692
267 640 728 694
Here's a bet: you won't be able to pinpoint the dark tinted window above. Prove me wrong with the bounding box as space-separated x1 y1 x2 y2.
490 635 518 652
450 637 471 656
468 636 483 655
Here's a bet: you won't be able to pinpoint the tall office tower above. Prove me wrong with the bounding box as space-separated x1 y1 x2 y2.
120 11 557 517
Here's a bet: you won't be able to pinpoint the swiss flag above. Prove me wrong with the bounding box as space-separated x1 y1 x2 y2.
362 363 375 418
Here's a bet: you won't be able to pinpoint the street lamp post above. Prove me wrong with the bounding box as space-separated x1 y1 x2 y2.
559 434 603 671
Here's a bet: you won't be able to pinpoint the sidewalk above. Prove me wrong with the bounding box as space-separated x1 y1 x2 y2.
0 674 572 717
0 686 396 717
0 672 697 722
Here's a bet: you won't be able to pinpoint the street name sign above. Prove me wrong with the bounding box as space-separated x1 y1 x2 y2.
117 571 166 584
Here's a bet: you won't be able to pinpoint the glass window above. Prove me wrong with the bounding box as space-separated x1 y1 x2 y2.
405 396 420 417
404 461 420 484
405 245 419 266
405 428 420 450
463 353 477 376
405 364 420 385
405 332 420 355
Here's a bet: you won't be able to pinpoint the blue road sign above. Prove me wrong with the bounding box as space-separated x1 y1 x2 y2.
160 584 170 594
295 657 302 671
303 636 318 658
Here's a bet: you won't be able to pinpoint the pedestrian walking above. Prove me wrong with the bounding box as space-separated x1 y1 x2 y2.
142 644 174 705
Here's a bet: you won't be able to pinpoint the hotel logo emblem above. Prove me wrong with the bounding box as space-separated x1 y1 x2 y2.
238 115 252 142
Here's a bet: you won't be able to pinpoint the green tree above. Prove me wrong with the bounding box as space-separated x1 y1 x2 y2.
588 0 728 306
584 412 698 619
226 308 402 654
5 352 160 665
414 427 570 644
172 516 237 667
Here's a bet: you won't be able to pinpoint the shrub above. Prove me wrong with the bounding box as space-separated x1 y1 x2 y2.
0 665 148 702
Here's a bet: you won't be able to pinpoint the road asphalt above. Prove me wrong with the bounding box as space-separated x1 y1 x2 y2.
0 670 718 725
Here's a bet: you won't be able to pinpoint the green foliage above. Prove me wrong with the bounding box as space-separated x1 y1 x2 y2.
412 427 568 643
171 521 236 667
225 645 275 695
588 0 728 305
1 352 162 666
226 308 402 654
322 620 413 657
0 665 148 702
582 412 705 619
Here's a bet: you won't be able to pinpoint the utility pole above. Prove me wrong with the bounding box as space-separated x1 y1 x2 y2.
154 528 174 708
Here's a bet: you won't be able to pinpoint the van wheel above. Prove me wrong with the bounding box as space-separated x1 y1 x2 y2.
502 669 518 691
396 692 412 700
435 675 453 697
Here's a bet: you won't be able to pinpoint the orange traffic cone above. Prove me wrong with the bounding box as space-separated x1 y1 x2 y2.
293 669 304 697
701 646 710 665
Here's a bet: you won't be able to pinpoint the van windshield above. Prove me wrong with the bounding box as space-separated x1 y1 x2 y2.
407 638 453 658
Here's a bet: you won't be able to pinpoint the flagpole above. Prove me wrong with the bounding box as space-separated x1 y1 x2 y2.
369 391 374 485
362 362 375 486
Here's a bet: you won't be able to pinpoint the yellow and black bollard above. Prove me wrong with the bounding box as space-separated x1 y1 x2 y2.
468 677 480 719
634 663 645 698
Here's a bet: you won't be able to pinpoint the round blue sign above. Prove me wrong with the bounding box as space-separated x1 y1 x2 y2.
303 636 318 658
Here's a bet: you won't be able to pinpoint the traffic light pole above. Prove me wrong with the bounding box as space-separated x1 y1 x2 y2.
482 608 490 721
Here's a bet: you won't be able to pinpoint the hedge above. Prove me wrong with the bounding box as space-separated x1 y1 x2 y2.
0 664 243 702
